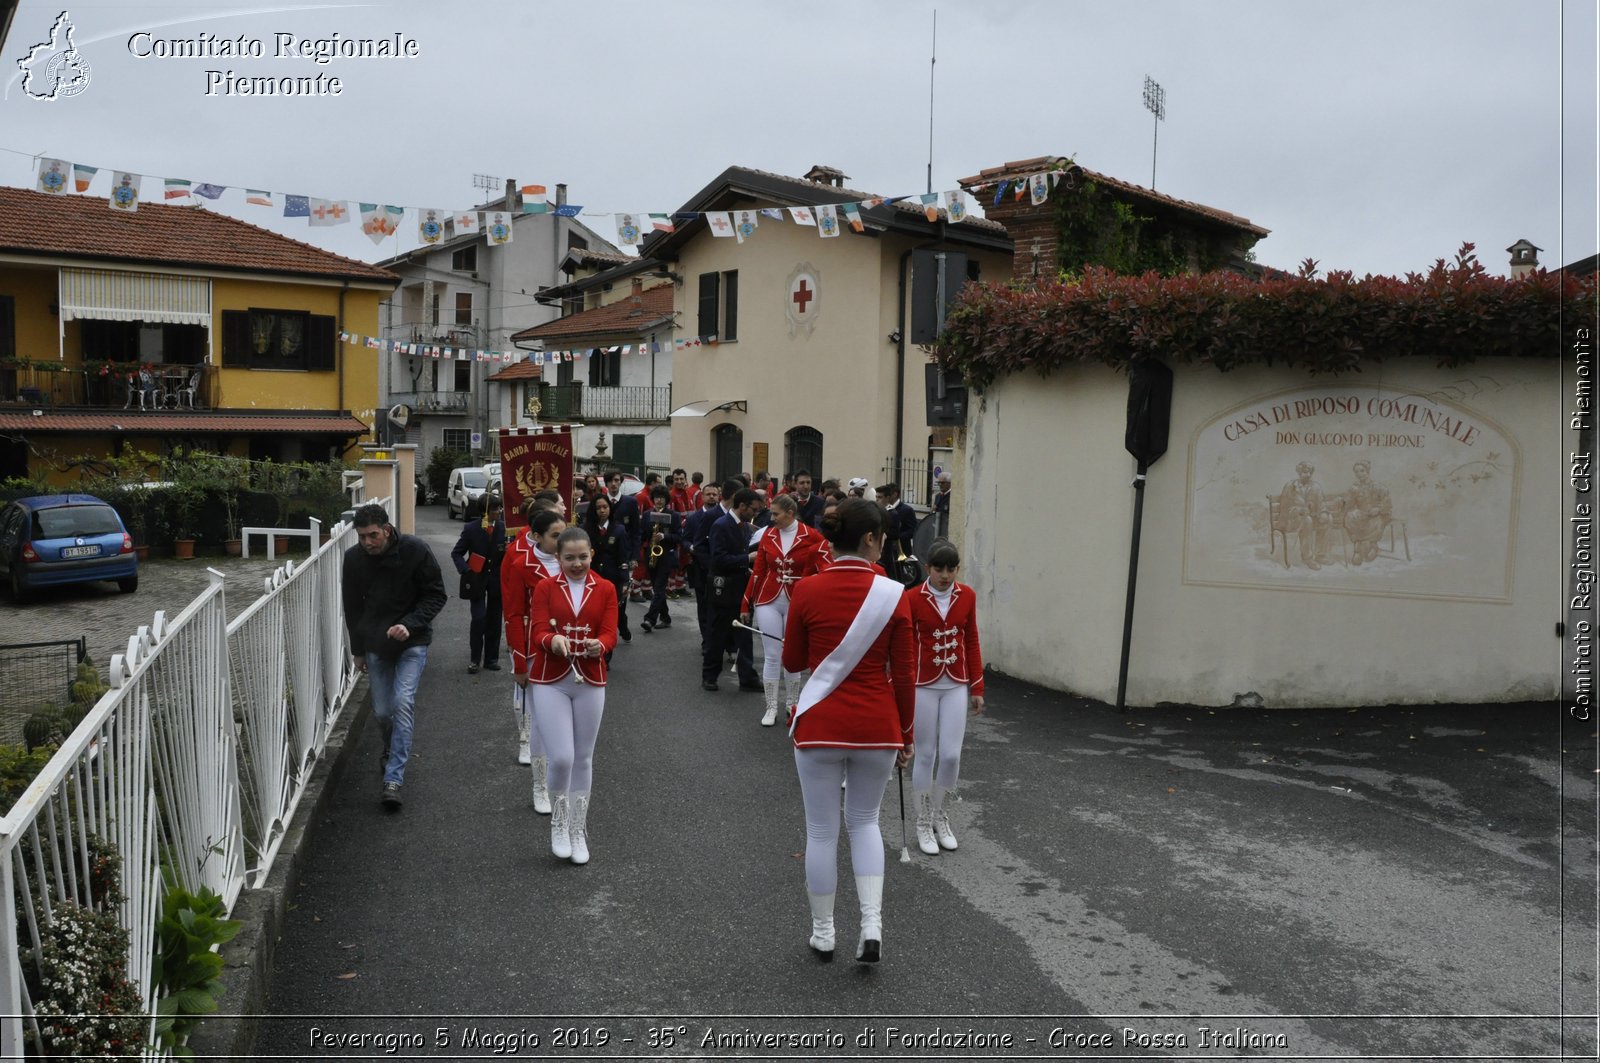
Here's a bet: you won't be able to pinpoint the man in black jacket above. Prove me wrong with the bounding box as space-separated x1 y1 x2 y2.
342 502 448 809
701 488 761 692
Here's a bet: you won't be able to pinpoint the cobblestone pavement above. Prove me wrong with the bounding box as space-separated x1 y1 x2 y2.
0 550 306 679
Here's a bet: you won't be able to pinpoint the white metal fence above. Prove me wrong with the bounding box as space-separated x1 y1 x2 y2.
0 497 388 1058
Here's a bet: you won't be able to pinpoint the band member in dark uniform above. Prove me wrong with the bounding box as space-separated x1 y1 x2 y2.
583 494 635 646
640 485 683 632
451 493 507 674
701 488 761 692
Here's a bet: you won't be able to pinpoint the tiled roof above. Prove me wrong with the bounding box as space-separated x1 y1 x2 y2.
484 359 544 383
508 284 675 344
567 248 635 269
639 165 1013 259
958 156 1269 237
0 409 371 434
0 186 400 283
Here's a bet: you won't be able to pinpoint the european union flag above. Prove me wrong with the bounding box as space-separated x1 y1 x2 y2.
193 183 226 200
552 203 583 217
283 195 310 218
992 180 1009 207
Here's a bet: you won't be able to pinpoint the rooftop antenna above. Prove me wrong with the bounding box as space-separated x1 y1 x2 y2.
1142 75 1166 190
926 10 936 195
472 173 501 203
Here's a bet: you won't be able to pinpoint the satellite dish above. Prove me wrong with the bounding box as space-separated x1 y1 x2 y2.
388 403 411 429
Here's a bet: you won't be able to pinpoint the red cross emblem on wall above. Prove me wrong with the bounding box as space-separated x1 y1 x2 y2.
787 272 819 320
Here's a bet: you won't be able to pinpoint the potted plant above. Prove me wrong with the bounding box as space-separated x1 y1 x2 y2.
168 482 202 559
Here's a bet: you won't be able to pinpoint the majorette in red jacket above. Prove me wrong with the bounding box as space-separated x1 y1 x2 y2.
782 557 916 750
501 532 560 675
742 521 830 611
521 571 619 685
903 581 985 695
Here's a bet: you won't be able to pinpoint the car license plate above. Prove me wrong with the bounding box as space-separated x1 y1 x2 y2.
61 544 101 558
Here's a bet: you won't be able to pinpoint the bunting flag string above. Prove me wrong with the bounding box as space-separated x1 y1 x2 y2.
332 326 726 368
29 149 1074 247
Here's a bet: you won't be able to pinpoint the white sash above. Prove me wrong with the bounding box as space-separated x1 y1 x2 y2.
790 572 902 735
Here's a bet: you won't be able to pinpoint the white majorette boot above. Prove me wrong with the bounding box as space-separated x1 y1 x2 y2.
932 785 958 850
569 793 591 865
855 874 883 963
808 891 835 960
530 756 552 815
550 793 572 859
761 678 779 727
915 791 939 855
513 687 531 765
783 670 803 724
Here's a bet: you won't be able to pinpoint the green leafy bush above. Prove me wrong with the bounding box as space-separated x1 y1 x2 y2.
151 883 242 1058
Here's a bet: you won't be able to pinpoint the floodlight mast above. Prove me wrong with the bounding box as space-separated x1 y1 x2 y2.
1143 76 1166 190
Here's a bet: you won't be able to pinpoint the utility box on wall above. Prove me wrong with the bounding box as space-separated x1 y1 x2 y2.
925 365 967 427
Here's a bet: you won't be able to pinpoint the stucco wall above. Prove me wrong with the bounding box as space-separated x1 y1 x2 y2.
669 222 1009 483
960 357 1562 707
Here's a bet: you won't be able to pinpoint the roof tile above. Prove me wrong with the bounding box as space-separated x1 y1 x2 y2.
0 410 370 434
0 186 400 283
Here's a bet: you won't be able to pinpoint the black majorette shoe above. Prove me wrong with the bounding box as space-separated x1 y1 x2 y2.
640 619 654 633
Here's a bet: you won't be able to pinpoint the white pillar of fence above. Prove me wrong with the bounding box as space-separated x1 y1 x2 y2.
0 497 387 1054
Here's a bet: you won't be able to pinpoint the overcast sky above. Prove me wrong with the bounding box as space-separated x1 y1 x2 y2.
2 0 1595 279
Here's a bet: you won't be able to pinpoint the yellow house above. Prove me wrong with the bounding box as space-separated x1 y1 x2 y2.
0 186 398 483
647 165 1012 503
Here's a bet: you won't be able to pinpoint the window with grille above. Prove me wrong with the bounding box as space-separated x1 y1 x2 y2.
442 428 472 452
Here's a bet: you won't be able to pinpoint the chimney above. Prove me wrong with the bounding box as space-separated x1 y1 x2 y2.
556 183 568 207
631 278 644 297
802 165 848 188
506 178 518 211
1507 238 1541 279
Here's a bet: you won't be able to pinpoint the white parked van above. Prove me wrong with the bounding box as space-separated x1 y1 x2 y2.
446 466 489 519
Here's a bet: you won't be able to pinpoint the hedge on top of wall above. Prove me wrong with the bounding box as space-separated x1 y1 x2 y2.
933 244 1598 390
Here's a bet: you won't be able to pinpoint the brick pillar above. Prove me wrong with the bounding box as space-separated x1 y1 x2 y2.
984 197 1060 284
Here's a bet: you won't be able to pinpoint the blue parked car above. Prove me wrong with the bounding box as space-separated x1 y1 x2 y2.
0 494 138 602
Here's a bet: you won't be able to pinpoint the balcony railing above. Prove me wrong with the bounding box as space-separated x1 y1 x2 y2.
0 362 217 410
389 390 471 414
538 383 670 422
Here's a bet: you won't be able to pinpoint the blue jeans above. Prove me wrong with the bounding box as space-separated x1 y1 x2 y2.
367 645 428 785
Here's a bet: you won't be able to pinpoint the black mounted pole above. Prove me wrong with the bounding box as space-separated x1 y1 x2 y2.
1114 460 1149 713
1116 359 1174 713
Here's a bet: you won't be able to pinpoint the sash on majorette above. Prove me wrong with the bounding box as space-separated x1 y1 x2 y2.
789 572 903 735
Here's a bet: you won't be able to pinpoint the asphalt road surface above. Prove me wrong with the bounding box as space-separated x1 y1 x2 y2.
254 504 1597 1061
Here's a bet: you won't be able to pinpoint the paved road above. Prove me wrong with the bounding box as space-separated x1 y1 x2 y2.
254 505 1597 1061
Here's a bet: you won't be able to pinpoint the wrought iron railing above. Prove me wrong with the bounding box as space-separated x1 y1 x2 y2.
0 500 385 1057
3 363 217 410
538 383 670 422
389 390 471 413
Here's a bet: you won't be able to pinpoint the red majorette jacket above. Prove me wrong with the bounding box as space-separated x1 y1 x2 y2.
782 557 916 749
521 571 619 685
742 522 831 611
501 532 559 675
904 581 985 695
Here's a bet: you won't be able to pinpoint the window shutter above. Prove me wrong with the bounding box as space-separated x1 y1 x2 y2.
306 314 336 370
697 272 720 339
722 271 738 342
220 309 250 365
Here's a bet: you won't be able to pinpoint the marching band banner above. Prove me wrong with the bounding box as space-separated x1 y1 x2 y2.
498 426 575 530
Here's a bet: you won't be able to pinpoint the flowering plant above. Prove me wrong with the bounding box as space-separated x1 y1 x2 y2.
25 837 146 1058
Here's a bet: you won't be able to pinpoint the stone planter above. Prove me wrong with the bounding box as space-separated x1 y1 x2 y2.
173 539 196 560
224 538 242 557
